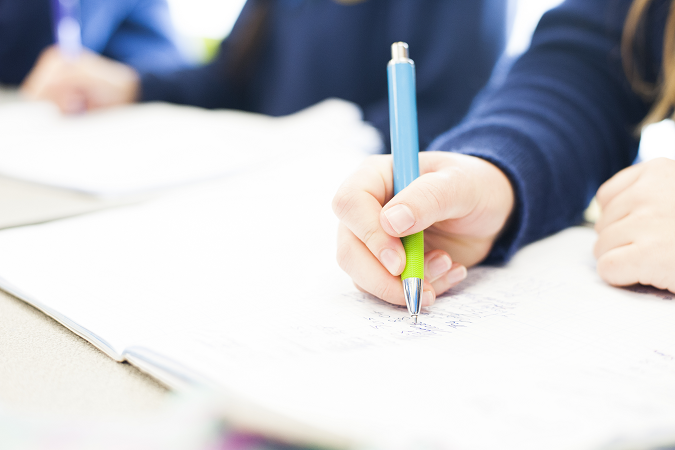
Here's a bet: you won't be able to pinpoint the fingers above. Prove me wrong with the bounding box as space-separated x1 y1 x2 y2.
594 182 644 233
425 250 467 295
596 243 641 287
338 225 468 306
337 223 409 306
335 152 489 304
333 156 405 276
78 55 140 107
21 48 139 113
379 152 514 240
381 168 476 236
57 89 87 114
594 215 635 259
21 48 86 113
596 164 644 209
20 46 62 98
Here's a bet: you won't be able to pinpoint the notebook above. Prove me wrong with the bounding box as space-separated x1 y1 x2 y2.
0 150 674 450
0 98 381 197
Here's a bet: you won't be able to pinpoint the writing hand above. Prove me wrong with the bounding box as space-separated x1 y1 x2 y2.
20 46 139 114
333 151 515 306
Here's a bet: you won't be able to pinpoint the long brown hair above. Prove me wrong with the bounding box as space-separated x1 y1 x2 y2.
622 0 675 128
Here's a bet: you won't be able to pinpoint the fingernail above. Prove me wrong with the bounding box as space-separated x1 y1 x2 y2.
384 205 416 234
426 254 452 282
380 248 402 276
422 290 435 306
445 265 468 285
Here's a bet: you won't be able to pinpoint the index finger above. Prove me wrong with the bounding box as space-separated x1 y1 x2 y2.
332 155 406 276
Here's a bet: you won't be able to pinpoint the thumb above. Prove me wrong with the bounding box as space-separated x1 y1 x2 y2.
380 168 478 237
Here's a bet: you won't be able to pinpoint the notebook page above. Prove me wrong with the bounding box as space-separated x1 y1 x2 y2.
0 151 674 449
0 99 381 196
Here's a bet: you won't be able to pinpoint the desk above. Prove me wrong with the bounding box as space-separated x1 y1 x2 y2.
0 175 170 416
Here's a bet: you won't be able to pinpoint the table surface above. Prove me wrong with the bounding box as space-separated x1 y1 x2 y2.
0 174 171 417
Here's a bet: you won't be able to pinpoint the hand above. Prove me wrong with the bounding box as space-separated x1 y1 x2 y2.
595 157 675 293
20 46 140 114
333 151 515 307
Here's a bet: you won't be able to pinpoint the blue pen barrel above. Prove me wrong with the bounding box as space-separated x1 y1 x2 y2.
387 43 424 289
388 54 420 195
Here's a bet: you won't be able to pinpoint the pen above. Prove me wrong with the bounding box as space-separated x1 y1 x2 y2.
387 42 424 324
51 0 83 59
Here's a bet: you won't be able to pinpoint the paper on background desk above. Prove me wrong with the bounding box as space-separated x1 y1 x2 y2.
0 150 675 450
638 119 675 162
0 98 381 197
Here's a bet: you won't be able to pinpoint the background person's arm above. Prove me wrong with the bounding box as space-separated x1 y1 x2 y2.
20 0 188 112
138 0 264 109
91 0 188 74
144 0 510 148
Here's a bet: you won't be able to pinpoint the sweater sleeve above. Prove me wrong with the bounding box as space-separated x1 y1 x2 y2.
140 0 508 143
99 0 188 74
139 0 262 108
139 52 235 107
429 0 651 264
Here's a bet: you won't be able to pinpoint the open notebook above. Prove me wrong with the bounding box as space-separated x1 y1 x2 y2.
0 150 674 450
0 98 381 197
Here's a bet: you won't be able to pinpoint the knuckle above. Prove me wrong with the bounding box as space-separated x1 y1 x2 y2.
596 189 609 207
331 187 358 220
417 176 449 211
360 227 379 248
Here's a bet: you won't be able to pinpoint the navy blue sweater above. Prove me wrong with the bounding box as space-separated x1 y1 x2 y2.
0 0 186 85
431 0 666 263
140 0 508 150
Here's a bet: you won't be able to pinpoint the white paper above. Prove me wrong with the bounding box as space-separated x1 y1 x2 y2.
639 119 675 162
0 99 381 196
0 151 674 450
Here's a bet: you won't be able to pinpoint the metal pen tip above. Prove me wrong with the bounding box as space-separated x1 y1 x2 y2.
413 315 418 324
403 278 423 317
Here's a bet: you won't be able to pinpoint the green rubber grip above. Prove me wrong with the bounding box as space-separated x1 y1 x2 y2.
401 231 424 280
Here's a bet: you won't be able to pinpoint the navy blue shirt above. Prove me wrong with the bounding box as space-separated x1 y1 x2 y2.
140 0 508 150
0 0 186 85
430 0 665 263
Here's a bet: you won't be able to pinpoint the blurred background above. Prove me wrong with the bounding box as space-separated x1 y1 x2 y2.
167 0 565 64
165 0 247 63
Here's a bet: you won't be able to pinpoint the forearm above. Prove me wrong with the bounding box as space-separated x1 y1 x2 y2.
139 59 239 108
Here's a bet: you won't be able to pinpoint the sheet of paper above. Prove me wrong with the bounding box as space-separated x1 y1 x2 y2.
0 150 674 450
639 119 675 161
0 98 381 196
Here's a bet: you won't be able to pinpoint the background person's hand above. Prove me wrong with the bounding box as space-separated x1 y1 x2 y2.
595 157 675 293
333 151 515 307
20 46 140 114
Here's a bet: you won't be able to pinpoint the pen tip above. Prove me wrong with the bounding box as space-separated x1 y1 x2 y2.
413 315 418 324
